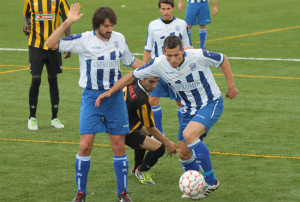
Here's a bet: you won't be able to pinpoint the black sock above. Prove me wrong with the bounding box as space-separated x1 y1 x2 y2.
140 144 165 172
134 148 146 169
29 78 41 118
48 77 59 120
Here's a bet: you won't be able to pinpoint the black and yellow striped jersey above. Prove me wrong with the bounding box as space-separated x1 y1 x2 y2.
23 0 69 50
123 80 155 134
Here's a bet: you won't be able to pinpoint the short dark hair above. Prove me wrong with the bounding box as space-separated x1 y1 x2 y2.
92 7 117 30
158 0 175 8
164 35 183 50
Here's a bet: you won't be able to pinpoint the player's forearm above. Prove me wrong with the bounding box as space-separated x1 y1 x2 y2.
143 50 151 64
109 72 135 95
220 56 236 89
64 27 71 37
130 58 145 69
46 19 73 49
212 0 218 7
24 16 30 26
147 127 169 145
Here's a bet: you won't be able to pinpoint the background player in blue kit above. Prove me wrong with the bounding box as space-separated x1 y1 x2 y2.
178 0 218 49
144 0 192 135
46 3 144 202
96 35 239 200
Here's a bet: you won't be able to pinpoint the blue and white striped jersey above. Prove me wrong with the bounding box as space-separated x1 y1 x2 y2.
58 30 135 90
133 49 224 115
145 17 192 58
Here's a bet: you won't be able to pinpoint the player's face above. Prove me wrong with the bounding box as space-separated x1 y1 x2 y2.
141 78 159 92
164 46 184 68
159 3 174 21
97 19 114 40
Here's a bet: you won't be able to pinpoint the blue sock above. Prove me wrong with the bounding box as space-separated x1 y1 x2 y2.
75 154 90 195
188 139 216 185
152 105 163 134
199 29 207 49
113 154 129 194
180 156 200 171
177 107 182 123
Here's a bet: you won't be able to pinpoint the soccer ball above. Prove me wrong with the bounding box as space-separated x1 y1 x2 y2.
179 170 206 196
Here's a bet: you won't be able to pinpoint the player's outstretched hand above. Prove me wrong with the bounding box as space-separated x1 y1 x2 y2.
226 87 239 99
165 141 178 157
95 91 112 107
68 3 84 24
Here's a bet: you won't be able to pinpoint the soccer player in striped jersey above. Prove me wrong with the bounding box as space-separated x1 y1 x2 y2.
144 0 192 137
178 0 218 49
95 35 239 200
123 78 177 185
23 0 71 130
46 4 144 202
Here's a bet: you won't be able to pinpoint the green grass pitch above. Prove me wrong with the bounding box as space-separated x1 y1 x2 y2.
0 0 299 201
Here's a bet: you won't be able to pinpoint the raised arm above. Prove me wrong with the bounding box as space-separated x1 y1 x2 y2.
46 3 84 49
220 56 239 99
62 14 71 58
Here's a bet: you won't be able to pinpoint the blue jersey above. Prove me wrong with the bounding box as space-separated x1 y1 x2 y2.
58 30 135 90
133 49 224 115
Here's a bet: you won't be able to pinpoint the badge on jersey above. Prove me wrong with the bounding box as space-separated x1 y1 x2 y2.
202 50 222 62
35 13 55 21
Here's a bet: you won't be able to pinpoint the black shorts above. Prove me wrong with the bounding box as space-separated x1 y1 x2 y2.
125 130 147 150
29 46 62 76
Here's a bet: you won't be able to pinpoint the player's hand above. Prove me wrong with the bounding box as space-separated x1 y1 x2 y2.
63 52 71 59
178 2 184 12
212 7 218 16
226 87 239 99
165 141 178 157
67 3 84 24
23 25 30 36
95 91 112 107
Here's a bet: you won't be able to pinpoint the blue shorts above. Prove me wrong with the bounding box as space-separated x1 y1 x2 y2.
177 97 223 141
185 2 211 26
79 89 130 135
149 78 177 100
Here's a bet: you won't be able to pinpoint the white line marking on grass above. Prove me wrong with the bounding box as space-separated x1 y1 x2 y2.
1 48 300 62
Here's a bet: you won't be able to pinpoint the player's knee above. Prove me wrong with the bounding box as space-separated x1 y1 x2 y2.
182 130 191 142
79 141 94 155
31 77 41 88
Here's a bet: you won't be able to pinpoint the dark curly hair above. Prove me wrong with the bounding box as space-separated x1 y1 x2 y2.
92 7 117 30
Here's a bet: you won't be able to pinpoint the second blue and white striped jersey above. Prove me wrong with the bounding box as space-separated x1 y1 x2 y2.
58 30 135 90
133 49 224 115
145 17 192 58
